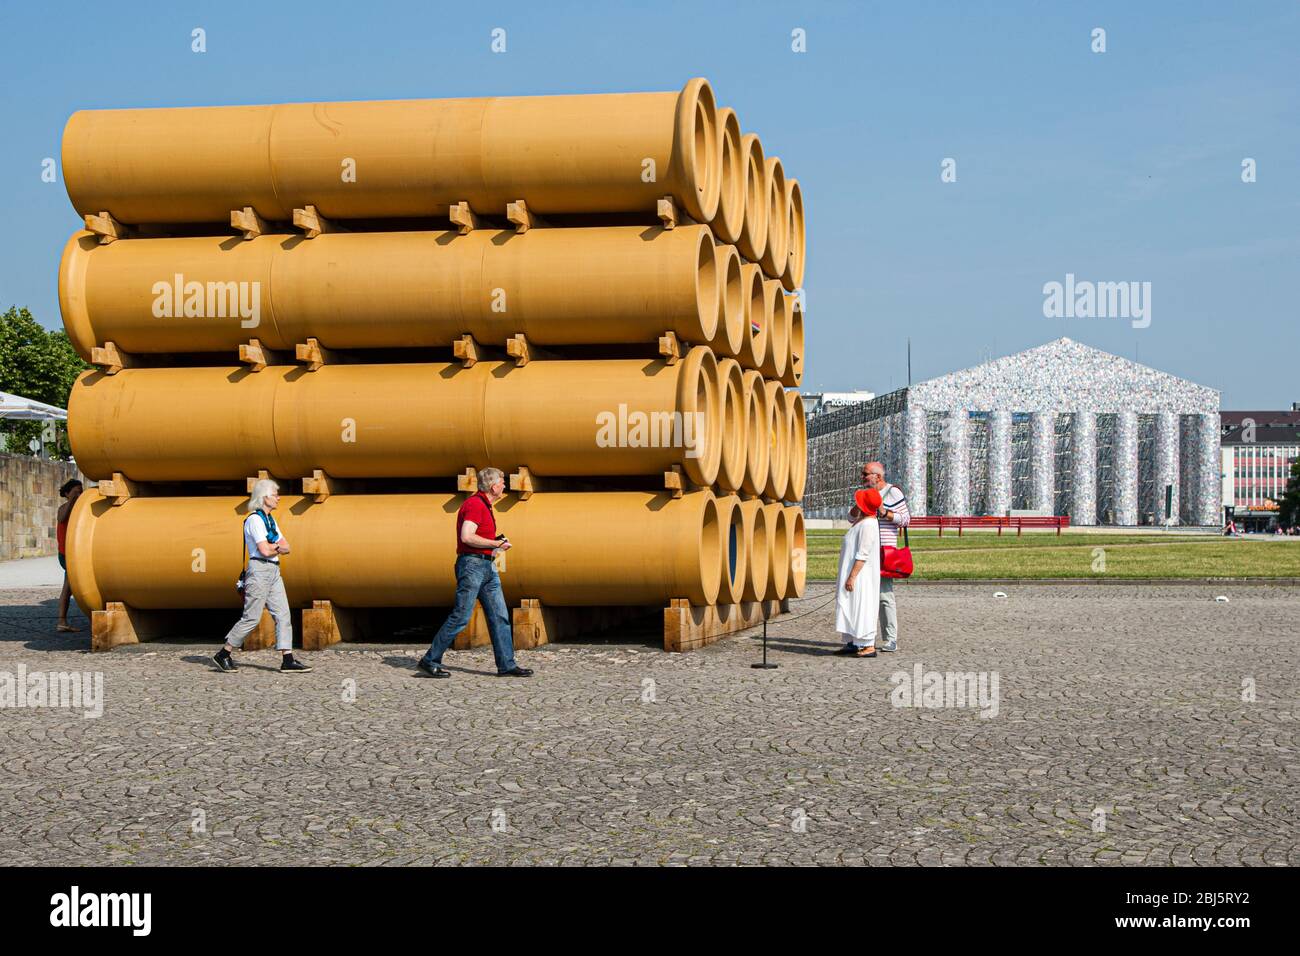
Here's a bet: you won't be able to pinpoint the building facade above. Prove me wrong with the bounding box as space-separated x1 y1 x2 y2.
805 338 1221 526
1219 408 1300 531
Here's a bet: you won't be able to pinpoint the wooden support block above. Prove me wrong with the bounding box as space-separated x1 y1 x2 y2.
239 338 270 371
90 341 133 375
84 210 130 244
512 598 550 649
657 196 678 230
97 472 139 506
292 204 340 239
231 206 271 240
506 199 547 233
663 597 785 653
456 467 478 493
239 609 278 651
505 333 532 366
449 201 483 235
302 600 358 650
658 331 682 364
91 603 225 651
245 470 271 494
302 469 335 502
664 464 686 498
453 333 481 368
91 602 141 651
294 337 337 371
509 466 539 500
450 601 495 651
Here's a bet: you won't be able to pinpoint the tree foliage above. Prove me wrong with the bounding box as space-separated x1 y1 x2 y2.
0 306 87 458
1278 459 1300 529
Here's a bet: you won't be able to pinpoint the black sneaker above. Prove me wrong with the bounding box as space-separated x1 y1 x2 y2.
280 656 312 672
833 644 858 656
415 660 451 679
213 650 238 672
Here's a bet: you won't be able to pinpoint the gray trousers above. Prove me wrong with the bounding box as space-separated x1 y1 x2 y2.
879 577 898 645
224 561 293 650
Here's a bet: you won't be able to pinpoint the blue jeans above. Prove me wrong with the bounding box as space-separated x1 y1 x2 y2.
421 554 518 673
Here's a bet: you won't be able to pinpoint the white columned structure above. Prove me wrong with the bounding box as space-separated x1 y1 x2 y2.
1070 411 1097 525
902 404 928 517
988 409 1013 517
940 408 969 515
1192 412 1222 526
1029 409 1057 513
1115 409 1139 526
1153 410 1181 526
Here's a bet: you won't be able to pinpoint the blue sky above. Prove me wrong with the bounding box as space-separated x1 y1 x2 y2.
1 0 1296 407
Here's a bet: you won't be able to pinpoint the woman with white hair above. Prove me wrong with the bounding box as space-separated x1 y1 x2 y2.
213 478 310 672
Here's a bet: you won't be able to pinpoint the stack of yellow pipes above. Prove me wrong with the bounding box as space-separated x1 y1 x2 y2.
59 78 807 639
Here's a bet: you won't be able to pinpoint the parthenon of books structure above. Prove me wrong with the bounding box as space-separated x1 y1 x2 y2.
805 338 1221 527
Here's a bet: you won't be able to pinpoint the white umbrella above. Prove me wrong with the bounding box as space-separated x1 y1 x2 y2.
0 391 67 421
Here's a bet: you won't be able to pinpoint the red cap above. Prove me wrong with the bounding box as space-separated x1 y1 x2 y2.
855 488 882 515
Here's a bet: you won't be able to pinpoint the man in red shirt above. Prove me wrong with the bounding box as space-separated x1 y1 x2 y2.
417 467 533 679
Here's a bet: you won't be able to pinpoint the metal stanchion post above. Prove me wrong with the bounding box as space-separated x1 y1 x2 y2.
751 617 777 670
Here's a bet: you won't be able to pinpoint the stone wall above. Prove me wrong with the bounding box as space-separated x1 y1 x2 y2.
0 454 84 561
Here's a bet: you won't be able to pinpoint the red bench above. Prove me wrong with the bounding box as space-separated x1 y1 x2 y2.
909 515 1071 537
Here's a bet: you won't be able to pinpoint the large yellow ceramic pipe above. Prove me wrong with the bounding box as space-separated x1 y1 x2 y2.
63 80 721 225
784 506 807 598
711 108 744 245
738 498 769 602
735 134 767 263
735 262 767 372
759 157 789 280
713 494 749 604
763 381 790 502
757 280 790 382
762 501 790 600
69 347 722 488
714 358 746 493
59 225 723 360
782 301 805 387
786 391 808 502
740 370 770 497
66 489 722 612
781 178 806 291
704 243 744 357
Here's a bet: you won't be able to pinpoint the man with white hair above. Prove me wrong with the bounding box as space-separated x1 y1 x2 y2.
213 478 310 672
416 467 532 679
861 461 909 653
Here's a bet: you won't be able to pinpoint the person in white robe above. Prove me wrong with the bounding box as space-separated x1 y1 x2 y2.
835 487 882 658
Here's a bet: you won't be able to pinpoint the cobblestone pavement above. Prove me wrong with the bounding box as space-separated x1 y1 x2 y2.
1 584 1296 866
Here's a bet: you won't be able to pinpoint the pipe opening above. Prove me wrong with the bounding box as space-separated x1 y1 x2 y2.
763 158 788 272
679 346 721 488
785 298 804 386
745 505 769 601
698 494 722 606
785 507 806 598
766 504 790 600
715 246 744 356
786 392 807 502
737 134 767 263
712 109 744 245
693 233 721 343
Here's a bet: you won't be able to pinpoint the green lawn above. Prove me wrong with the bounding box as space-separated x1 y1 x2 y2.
805 529 1300 581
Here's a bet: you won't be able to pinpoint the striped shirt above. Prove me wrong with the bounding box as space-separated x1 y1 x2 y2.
878 483 910 548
